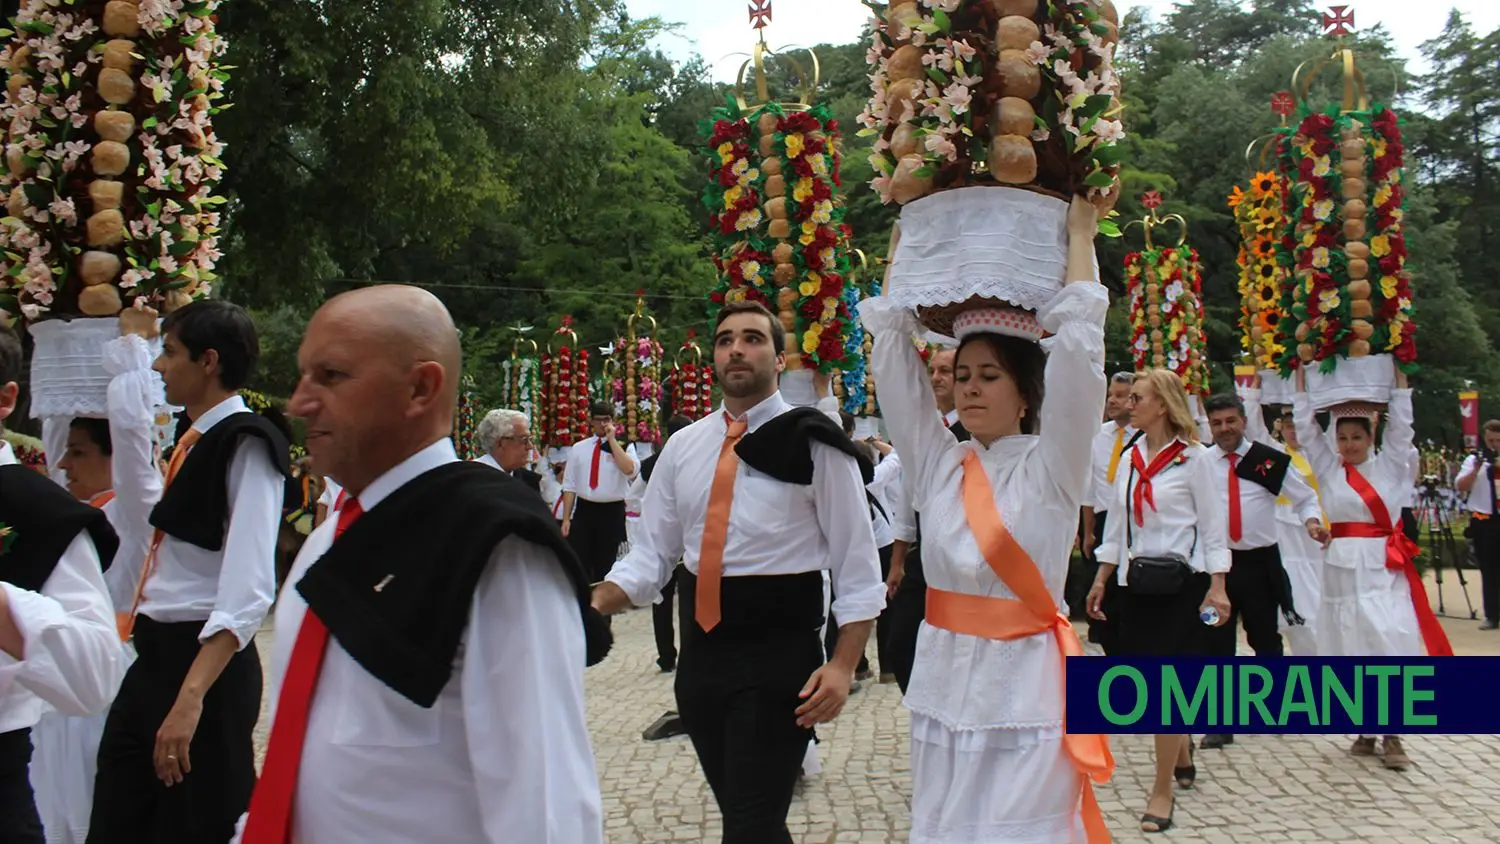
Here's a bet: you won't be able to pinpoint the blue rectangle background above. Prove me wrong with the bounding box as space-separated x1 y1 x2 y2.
1064 657 1500 734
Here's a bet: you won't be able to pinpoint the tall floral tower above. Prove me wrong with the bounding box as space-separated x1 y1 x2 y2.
1125 192 1210 407
606 293 664 448
700 1 857 405
500 324 543 436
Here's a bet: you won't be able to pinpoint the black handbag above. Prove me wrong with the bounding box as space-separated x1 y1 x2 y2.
1124 458 1196 596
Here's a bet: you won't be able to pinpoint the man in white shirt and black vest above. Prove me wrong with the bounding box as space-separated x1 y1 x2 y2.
593 300 884 843
1456 419 1500 630
473 408 543 494
0 322 127 844
1199 392 1327 750
561 401 639 583
1082 372 1135 653
235 285 607 844
86 300 289 844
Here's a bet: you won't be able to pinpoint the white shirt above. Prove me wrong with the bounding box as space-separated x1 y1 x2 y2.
0 446 127 732
561 437 638 503
863 282 1107 730
866 452 901 548
1097 439 1232 583
1457 453 1497 515
101 333 166 612
1203 437 1321 550
135 395 282 649
607 392 885 624
318 477 344 510
1086 420 1134 512
472 453 501 471
253 438 603 844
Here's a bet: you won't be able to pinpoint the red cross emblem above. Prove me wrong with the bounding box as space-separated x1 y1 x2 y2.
749 0 772 29
1142 190 1163 210
1271 91 1295 116
1322 5 1354 37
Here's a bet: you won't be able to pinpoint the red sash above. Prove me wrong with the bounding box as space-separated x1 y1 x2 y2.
1130 439 1188 526
88 490 116 510
1328 463 1453 657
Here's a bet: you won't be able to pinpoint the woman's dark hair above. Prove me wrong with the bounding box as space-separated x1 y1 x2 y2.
839 410 855 436
1335 417 1373 436
954 332 1046 434
589 400 614 419
159 299 260 390
69 417 112 456
664 414 693 440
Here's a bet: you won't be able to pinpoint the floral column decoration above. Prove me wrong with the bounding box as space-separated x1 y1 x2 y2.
540 316 589 450
1125 192 1209 398
452 376 479 461
0 0 230 320
609 294 663 445
500 328 541 434
1229 170 1291 377
669 331 715 420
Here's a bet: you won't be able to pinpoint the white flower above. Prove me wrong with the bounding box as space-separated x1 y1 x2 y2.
1031 127 1051 142
20 302 41 320
924 133 957 161
941 82 971 116
1094 119 1125 143
952 39 976 62
1026 41 1051 66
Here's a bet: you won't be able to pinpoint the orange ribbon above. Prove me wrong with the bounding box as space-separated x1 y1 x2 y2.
923 452 1112 843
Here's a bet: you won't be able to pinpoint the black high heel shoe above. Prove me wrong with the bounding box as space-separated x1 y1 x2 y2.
1141 797 1175 834
1174 744 1196 789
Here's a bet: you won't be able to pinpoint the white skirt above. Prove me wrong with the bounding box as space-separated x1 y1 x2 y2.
910 714 1087 844
1315 563 1423 658
1277 517 1324 656
29 709 107 844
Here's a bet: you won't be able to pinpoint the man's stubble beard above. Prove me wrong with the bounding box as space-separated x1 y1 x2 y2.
717 365 776 400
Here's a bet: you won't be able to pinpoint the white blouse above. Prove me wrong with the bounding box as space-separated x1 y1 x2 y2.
860 282 1106 732
1096 440 1231 584
1292 388 1417 570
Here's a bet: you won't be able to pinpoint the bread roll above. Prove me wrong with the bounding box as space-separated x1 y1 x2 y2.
80 251 121 285
995 50 1041 100
103 1 141 37
1295 323 1310 341
1342 218 1365 241
768 219 791 239
164 289 194 313
1346 258 1369 280
5 145 31 176
886 78 924 121
1347 279 1372 300
762 157 782 177
764 174 786 198
1341 178 1365 201
890 154 933 205
988 134 1037 184
891 123 921 159
101 39 136 71
1340 139 1364 159
774 263 796 285
1343 241 1370 260
885 1 919 29
98 68 136 106
94 110 136 142
888 45 925 82
78 282 123 316
773 243 794 265
765 196 788 220
90 179 124 211
1339 159 1364 178
989 0 1038 16
996 16 1041 51
7 73 29 98
8 45 30 72
1350 299 1373 319
1297 343 1315 361
758 133 774 157
86 209 126 246
993 97 1036 136
1348 339 1371 357
1351 320 1374 340
6 186 24 218
1341 199 1366 221
756 112 779 136
91 141 130 177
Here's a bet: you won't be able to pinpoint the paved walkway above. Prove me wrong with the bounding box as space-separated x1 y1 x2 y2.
255 591 1500 843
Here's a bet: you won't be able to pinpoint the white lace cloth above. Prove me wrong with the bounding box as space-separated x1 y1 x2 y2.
1304 352 1396 410
886 187 1086 313
1259 369 1293 405
28 318 163 418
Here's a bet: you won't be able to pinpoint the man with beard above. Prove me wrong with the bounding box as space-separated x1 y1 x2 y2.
593 300 883 844
1081 372 1135 651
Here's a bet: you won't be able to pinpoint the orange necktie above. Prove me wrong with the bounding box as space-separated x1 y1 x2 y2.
117 427 201 641
1226 452 1242 543
694 414 748 632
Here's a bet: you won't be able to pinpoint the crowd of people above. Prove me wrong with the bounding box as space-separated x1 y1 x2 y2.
0 198 1491 844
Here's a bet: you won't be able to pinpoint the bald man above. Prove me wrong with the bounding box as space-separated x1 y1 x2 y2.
235 286 608 844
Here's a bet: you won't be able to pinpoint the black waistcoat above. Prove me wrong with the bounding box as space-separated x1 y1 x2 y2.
295 461 612 708
734 407 874 486
1 465 119 591
512 467 543 494
149 412 291 552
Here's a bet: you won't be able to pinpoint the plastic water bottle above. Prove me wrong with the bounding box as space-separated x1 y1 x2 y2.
1200 607 1221 626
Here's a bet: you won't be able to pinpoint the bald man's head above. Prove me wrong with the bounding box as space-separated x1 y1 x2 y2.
288 285 463 495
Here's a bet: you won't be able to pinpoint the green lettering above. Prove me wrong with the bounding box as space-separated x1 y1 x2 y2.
1099 666 1148 725
1321 665 1362 725
1402 666 1437 727
1237 664 1276 726
1366 665 1400 727
1163 665 1216 728
1279 665 1319 727
1221 663 1233 727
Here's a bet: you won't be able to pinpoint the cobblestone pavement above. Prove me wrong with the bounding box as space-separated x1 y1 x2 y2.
255 593 1500 843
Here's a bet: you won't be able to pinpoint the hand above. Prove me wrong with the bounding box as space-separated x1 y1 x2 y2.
1306 519 1331 547
604 423 618 443
154 696 203 785
1394 360 1408 389
1085 579 1108 620
812 370 831 399
119 305 160 339
1082 528 1095 554
1068 194 1100 237
795 662 853 728
561 519 571 538
0 588 21 660
885 566 904 599
1201 585 1232 627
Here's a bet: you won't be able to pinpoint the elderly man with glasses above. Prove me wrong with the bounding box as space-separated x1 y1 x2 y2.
474 409 543 495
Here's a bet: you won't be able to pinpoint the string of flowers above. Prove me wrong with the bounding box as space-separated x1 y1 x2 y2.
840 283 868 416
500 346 542 436
1228 171 1290 372
611 317 663 446
0 0 229 320
2 430 46 473
669 332 714 420
1277 104 1416 372
704 105 770 312
452 378 479 460
540 317 589 449
1126 245 1209 396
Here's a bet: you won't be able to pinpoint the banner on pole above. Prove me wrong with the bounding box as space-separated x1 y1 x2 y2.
1459 390 1479 450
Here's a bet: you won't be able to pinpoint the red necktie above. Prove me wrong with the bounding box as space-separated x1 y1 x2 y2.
1226 453 1242 543
242 498 364 844
589 439 603 490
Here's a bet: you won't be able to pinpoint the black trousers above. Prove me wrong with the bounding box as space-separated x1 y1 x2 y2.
0 729 43 844
567 498 627 582
1085 511 1127 655
884 544 925 694
823 545 888 675
1206 545 1287 658
675 572 822 844
654 565 681 670
1472 516 1500 623
87 617 262 844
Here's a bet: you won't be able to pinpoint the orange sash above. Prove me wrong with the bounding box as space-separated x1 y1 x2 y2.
923 451 1112 843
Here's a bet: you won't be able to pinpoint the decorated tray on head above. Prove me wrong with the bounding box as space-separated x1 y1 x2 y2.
860 0 1122 336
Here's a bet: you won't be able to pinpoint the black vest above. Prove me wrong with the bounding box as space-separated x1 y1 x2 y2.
295 461 611 708
1 465 119 591
149 412 291 551
512 467 543 494
735 407 874 486
639 452 661 485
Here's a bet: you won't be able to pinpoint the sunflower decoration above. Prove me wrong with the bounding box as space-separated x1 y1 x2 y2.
1231 170 1291 372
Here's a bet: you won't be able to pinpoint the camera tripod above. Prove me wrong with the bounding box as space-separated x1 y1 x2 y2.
1415 485 1478 620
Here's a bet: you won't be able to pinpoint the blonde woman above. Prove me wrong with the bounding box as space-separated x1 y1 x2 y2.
1088 368 1230 834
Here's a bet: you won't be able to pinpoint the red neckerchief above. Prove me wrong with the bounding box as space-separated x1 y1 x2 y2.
1130 439 1189 526
1334 463 1454 657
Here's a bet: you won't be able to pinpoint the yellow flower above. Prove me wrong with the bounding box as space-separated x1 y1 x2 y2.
811 155 829 177
718 142 734 164
1312 156 1331 177
812 200 833 224
799 278 821 297
1373 183 1393 207
819 247 835 267
1372 137 1388 159
726 287 748 303
786 133 805 159
1379 274 1398 299
741 260 761 282
1318 289 1341 313
1313 199 1334 222
1370 234 1390 258
1311 247 1330 269
724 185 744 207
1301 230 1318 248
802 220 817 235
801 323 822 354
793 177 814 202
1388 321 1403 347
735 209 763 231
821 297 839 320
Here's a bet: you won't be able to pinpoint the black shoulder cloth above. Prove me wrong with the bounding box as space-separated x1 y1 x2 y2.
149 412 292 551
735 407 874 486
949 419 972 443
295 461 611 708
514 467 543 494
639 452 660 485
0 465 119 590
1235 442 1292 496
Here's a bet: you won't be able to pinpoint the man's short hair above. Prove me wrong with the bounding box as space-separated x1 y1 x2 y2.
1484 419 1500 436
1204 393 1246 418
1109 371 1134 387
0 321 20 387
714 301 784 356
589 401 614 419
159 299 260 390
664 414 693 440
476 409 527 453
